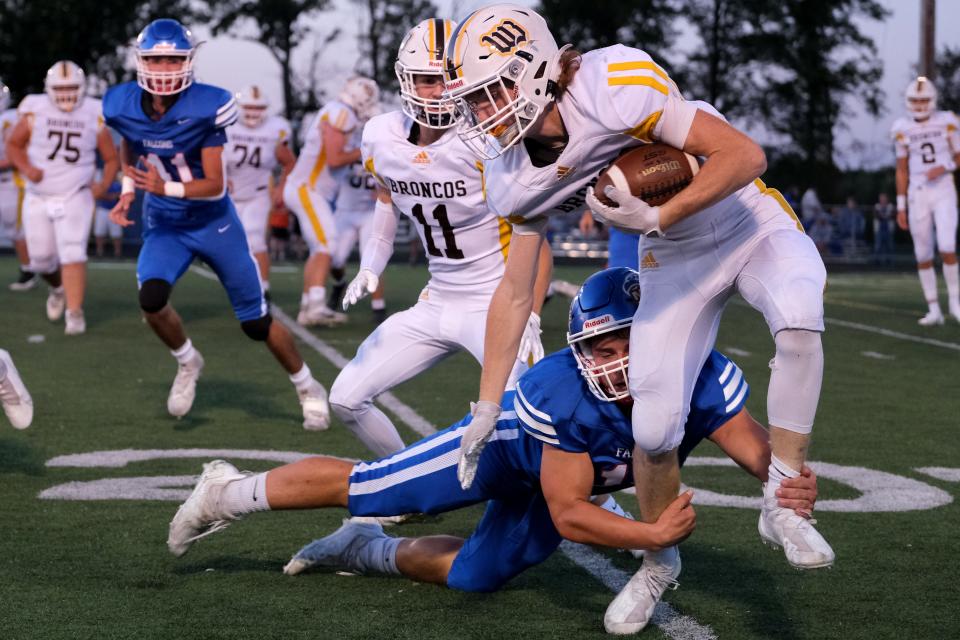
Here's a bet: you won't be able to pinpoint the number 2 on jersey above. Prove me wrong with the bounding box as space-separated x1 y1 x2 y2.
920 142 936 164
410 204 464 259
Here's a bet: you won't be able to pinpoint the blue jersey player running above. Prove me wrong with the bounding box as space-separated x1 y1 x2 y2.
167 267 818 633
104 19 329 429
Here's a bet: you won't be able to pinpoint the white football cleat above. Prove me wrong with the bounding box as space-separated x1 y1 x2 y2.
598 496 645 559
918 308 944 326
9 271 38 292
550 279 581 299
283 519 387 576
348 514 413 527
299 381 331 431
949 304 960 324
167 351 204 418
299 304 348 327
64 309 86 335
604 547 681 635
0 350 34 430
168 460 250 557
46 287 65 322
759 491 835 569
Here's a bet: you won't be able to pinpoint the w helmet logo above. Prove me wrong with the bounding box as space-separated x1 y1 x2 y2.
480 20 528 55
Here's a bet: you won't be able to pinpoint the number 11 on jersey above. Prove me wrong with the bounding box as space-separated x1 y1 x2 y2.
144 152 194 183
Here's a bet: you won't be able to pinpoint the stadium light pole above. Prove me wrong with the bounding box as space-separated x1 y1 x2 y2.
921 0 936 79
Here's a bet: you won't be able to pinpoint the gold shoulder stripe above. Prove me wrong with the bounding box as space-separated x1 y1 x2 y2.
608 76 668 95
475 160 486 200
625 110 662 142
608 61 670 83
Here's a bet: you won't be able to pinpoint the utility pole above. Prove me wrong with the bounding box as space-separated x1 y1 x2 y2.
921 0 936 79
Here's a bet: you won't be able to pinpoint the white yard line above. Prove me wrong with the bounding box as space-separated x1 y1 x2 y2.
188 264 714 640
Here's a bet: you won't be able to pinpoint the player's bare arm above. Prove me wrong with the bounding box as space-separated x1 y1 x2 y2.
658 109 767 230
5 117 42 183
895 155 909 230
320 121 360 169
91 127 119 201
540 445 696 551
110 138 137 226
131 145 225 198
273 141 295 206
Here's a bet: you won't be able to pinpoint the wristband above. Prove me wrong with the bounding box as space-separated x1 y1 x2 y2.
121 175 135 195
896 194 906 210
164 181 186 198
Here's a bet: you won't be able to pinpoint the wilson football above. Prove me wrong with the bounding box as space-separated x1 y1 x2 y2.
595 143 700 207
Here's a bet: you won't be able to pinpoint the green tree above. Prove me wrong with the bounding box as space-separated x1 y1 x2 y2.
206 0 336 124
354 0 438 93
0 0 197 99
936 46 960 113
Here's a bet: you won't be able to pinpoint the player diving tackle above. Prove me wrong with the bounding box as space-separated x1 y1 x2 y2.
168 267 819 634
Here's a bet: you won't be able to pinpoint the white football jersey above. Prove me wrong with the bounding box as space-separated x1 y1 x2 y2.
1 108 21 187
334 126 377 214
484 45 796 240
18 94 102 197
287 99 358 201
362 110 512 293
891 111 960 187
225 115 290 201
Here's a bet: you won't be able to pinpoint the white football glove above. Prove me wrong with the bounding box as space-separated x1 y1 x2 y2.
518 312 544 366
585 185 664 237
342 269 379 310
457 400 501 490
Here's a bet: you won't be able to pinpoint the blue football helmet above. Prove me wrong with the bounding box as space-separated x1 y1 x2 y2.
567 267 640 401
135 19 197 96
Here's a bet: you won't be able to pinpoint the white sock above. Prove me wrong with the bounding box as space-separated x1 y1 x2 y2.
352 532 403 575
219 472 271 516
646 544 679 567
308 286 325 306
765 454 800 501
918 267 940 311
171 339 196 365
289 364 314 391
262 280 271 292
943 263 959 308
371 298 386 311
300 292 309 307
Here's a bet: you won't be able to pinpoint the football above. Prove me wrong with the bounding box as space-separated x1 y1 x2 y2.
594 143 700 207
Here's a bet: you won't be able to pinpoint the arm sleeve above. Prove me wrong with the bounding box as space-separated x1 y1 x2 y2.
358 197 398 276
514 378 588 452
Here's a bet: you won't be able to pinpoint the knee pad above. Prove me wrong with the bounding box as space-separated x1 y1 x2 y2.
768 329 823 434
59 241 88 265
630 391 685 455
139 279 171 313
241 314 272 341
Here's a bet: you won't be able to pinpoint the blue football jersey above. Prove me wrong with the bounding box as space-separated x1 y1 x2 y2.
102 81 238 225
507 349 750 495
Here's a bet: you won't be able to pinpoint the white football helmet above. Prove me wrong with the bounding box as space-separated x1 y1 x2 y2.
45 61 86 112
905 76 937 120
236 85 269 127
444 3 569 160
338 76 381 122
0 79 10 112
395 19 458 129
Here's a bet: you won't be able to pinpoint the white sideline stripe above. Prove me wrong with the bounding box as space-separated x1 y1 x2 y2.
188 265 714 640
915 467 960 482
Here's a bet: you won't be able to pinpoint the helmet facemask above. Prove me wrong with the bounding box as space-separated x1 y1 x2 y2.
396 65 457 129
44 61 86 112
905 77 937 121
136 52 194 96
568 327 632 402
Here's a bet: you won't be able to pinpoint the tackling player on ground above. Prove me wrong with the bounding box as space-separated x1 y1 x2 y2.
225 85 295 297
891 76 960 325
167 268 819 635
443 4 833 631
104 19 329 429
328 18 550 457
5 61 119 335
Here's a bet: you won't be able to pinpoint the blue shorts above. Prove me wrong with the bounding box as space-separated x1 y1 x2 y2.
137 200 266 322
347 416 561 593
608 227 640 270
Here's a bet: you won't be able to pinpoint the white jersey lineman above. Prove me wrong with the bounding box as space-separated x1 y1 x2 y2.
283 100 358 255
0 108 25 245
17 93 103 275
225 115 291 255
331 125 378 270
327 110 527 457
484 45 824 457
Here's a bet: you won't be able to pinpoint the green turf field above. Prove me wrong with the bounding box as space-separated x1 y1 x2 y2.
1 255 958 639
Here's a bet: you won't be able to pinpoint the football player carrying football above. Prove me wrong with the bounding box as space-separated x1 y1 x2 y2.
5 61 119 335
167 268 819 635
891 76 960 325
327 18 550 457
104 19 329 429
443 4 831 630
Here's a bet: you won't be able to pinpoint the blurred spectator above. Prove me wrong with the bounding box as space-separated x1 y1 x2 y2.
93 178 123 258
801 187 822 228
873 193 895 264
785 185 801 211
837 197 865 255
808 213 834 255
